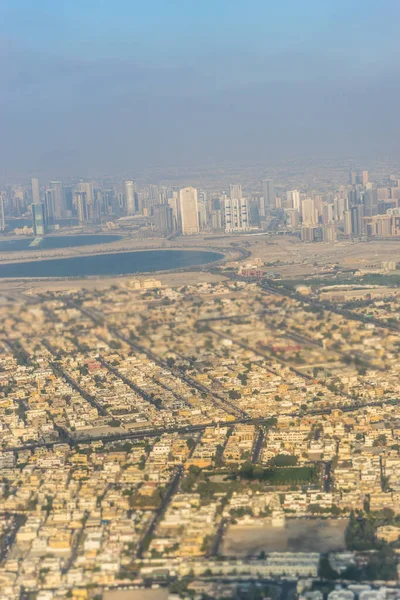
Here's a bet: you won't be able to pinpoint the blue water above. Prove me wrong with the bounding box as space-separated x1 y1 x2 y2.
0 235 122 253
5 218 79 232
0 250 223 278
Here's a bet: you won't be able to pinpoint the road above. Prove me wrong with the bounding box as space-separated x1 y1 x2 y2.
197 308 384 372
209 517 228 557
2 385 400 455
0 514 26 564
98 356 166 410
136 431 201 558
259 279 400 334
110 328 249 419
66 298 249 419
208 326 366 407
322 461 332 493
62 511 89 574
41 339 109 417
251 427 264 464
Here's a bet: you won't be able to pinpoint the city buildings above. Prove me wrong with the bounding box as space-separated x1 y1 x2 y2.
32 203 46 236
301 197 318 226
49 181 63 218
224 197 249 232
153 203 174 234
125 180 136 215
287 189 301 210
3 165 400 241
73 191 88 224
0 273 399 595
179 186 199 234
261 178 275 215
31 177 40 204
0 193 5 231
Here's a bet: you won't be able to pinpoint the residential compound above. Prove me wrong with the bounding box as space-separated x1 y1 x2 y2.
0 273 400 596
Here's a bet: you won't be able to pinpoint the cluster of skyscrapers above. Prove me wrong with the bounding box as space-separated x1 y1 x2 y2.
1 168 400 240
260 169 400 241
0 178 253 237
288 169 400 240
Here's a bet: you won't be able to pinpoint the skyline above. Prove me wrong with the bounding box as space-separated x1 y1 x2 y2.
2 0 400 177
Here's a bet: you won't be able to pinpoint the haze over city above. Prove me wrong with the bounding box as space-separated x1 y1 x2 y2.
2 0 400 178
4 2 400 600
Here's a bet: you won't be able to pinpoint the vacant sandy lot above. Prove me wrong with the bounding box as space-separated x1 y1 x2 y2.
221 518 348 557
103 589 168 600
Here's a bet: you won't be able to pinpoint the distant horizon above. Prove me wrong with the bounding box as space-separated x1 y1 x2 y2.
2 0 400 175
1 155 400 188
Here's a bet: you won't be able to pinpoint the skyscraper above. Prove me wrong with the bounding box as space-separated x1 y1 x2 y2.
32 203 46 236
301 198 318 226
125 180 136 215
167 192 179 229
287 190 300 210
49 181 63 217
78 182 94 206
44 190 55 226
362 189 378 217
63 186 73 214
224 197 249 232
261 179 275 214
74 192 88 224
361 171 369 186
348 187 360 208
179 187 199 235
31 178 40 204
147 184 160 212
344 206 365 236
229 183 243 200
77 182 95 221
285 208 300 228
0 194 5 231
349 168 358 185
321 203 334 224
334 196 347 220
153 204 174 234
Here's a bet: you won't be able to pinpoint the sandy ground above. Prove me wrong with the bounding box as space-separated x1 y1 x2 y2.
220 518 348 557
0 270 228 295
103 590 168 600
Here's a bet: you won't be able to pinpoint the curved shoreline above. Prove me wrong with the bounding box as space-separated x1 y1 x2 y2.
0 248 226 280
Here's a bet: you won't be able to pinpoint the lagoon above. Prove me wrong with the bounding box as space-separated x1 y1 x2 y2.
0 249 223 279
0 234 122 253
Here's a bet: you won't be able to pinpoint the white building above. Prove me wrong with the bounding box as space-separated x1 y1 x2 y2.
287 189 300 210
224 198 249 232
125 180 136 215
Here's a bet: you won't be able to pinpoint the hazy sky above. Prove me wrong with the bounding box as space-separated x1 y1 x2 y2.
2 0 400 177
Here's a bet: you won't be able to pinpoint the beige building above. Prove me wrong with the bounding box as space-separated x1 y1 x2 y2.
301 197 318 226
180 187 199 234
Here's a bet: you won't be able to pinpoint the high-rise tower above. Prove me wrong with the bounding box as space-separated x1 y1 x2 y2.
179 187 199 235
125 180 136 215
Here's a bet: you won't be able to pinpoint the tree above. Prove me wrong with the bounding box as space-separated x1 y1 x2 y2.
188 465 202 476
270 454 298 467
309 503 323 514
239 461 254 480
373 434 387 447
186 438 196 450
